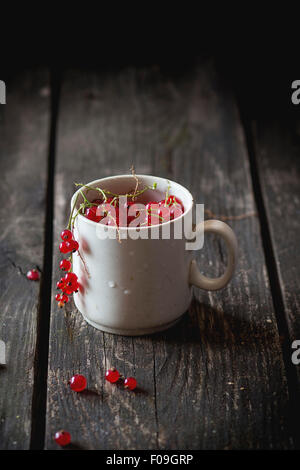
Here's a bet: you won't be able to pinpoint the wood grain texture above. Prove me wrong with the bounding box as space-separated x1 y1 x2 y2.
253 118 300 380
46 64 292 449
0 69 50 449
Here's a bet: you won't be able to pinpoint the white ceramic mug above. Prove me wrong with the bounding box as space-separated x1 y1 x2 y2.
71 175 238 335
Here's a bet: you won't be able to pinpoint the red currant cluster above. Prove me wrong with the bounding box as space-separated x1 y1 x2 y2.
56 229 80 308
145 195 184 225
59 229 79 254
54 369 137 447
84 195 184 227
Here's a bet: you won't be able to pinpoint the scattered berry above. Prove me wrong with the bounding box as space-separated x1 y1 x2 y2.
60 229 72 241
105 368 120 383
26 269 40 281
54 430 71 446
124 377 137 390
60 259 72 271
69 374 87 392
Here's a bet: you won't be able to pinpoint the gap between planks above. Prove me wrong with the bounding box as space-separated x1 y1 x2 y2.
29 69 62 450
237 102 300 448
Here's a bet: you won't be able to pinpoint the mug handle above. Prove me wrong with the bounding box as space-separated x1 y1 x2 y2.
189 219 238 291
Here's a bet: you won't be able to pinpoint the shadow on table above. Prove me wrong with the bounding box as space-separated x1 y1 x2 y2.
147 296 279 350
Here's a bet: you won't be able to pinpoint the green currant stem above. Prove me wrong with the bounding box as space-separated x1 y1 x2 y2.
79 188 93 207
147 208 165 221
67 192 80 230
106 213 121 243
74 182 157 200
74 183 107 202
164 181 171 206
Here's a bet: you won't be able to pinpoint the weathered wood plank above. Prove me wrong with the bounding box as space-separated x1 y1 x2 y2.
253 117 300 387
46 70 158 450
149 63 292 449
46 64 292 449
0 69 50 449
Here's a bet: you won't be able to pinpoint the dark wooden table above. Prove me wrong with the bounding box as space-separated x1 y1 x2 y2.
0 62 299 450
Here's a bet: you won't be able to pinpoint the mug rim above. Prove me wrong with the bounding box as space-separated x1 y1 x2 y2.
71 174 194 231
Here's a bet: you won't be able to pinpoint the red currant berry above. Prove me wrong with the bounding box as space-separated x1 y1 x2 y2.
69 240 79 252
69 374 87 392
124 377 137 390
61 294 69 303
65 272 78 283
55 293 62 301
105 368 120 383
60 229 72 241
146 202 161 226
170 204 183 220
59 241 72 254
57 279 73 295
72 282 80 293
166 195 184 211
60 259 71 271
85 206 101 222
54 430 71 446
57 277 67 289
26 269 40 281
127 203 146 226
63 273 78 292
61 287 73 295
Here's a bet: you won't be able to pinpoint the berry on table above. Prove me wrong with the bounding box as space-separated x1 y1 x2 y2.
26 269 40 281
124 377 137 390
60 259 71 271
69 374 87 392
54 430 71 446
60 229 72 241
105 368 120 383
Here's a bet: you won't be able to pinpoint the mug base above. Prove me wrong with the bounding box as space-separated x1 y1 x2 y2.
81 314 182 336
